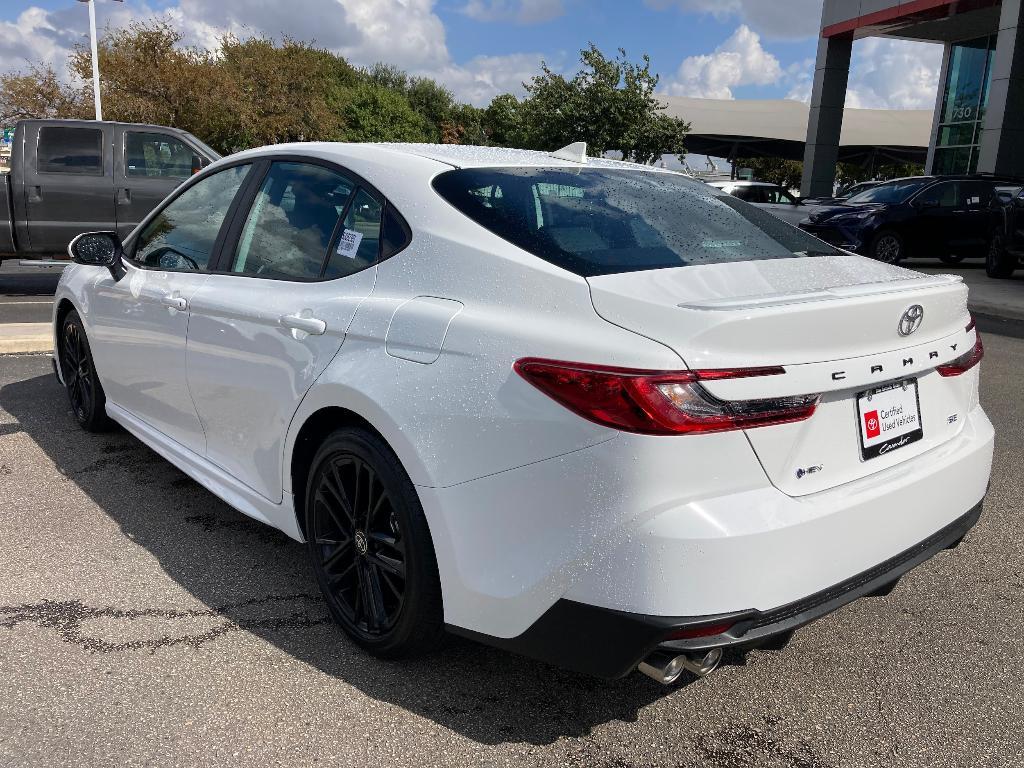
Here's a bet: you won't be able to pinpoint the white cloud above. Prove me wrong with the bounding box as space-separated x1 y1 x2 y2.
460 0 565 24
645 0 824 41
665 24 782 99
844 37 943 109
0 0 544 106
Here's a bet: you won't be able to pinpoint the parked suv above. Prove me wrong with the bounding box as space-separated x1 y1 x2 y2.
799 175 1001 264
987 184 1024 277
1 119 220 261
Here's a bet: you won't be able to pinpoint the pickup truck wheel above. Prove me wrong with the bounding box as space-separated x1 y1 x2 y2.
986 232 1017 278
870 230 904 264
60 311 110 432
305 427 445 659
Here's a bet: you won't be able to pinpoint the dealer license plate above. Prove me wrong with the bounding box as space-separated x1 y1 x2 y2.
856 378 924 461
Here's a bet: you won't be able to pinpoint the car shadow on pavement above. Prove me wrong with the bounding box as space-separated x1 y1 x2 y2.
1 370 743 746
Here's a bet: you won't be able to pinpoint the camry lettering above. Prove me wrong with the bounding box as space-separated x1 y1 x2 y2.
878 434 914 455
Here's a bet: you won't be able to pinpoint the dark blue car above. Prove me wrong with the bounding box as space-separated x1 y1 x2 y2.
799 175 1000 264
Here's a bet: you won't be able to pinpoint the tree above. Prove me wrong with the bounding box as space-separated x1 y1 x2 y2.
510 44 690 163
342 84 432 143
735 157 804 189
0 64 90 123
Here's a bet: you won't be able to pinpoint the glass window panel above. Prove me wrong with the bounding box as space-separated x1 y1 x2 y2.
322 188 382 279
134 164 250 270
126 131 195 178
232 162 355 280
37 127 103 175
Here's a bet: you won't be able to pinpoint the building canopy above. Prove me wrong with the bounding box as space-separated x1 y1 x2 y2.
661 96 932 164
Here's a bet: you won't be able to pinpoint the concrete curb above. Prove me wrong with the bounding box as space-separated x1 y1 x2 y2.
0 322 52 354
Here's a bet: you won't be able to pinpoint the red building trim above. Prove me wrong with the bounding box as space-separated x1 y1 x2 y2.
822 0 956 38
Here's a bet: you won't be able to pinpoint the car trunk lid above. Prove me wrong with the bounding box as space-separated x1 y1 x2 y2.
587 255 976 495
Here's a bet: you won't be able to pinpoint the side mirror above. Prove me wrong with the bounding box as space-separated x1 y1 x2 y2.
69 231 125 281
917 198 939 209
191 154 205 175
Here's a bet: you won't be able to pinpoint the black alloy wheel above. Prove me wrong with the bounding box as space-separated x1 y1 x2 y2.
870 230 904 264
306 428 444 658
60 311 109 431
986 231 1017 278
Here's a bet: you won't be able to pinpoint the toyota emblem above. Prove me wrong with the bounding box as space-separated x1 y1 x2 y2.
898 304 924 336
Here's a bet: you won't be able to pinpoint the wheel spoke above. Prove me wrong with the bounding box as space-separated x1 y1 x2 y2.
314 490 350 537
363 563 387 630
321 538 353 571
369 530 404 555
328 463 356 526
367 551 405 580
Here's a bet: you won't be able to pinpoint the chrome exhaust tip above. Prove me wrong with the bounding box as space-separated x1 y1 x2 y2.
637 648 723 684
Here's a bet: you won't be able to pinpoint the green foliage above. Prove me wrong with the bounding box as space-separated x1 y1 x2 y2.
736 157 804 189
837 160 925 185
502 44 690 163
341 84 432 142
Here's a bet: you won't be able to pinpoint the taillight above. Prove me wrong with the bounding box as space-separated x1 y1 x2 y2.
513 358 819 435
937 332 984 376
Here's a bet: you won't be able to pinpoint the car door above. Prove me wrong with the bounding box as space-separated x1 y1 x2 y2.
1012 189 1024 255
84 162 254 455
184 159 384 502
759 186 807 226
909 181 958 254
24 123 116 253
114 127 205 240
952 180 996 256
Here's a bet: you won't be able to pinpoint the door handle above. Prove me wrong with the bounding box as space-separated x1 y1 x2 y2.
161 295 188 311
280 314 327 335
118 187 131 204
28 186 42 203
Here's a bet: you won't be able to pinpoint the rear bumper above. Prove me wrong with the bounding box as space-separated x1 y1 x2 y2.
449 501 982 679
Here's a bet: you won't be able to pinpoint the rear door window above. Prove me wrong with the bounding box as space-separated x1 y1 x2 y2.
37 127 103 175
433 167 841 277
231 162 355 280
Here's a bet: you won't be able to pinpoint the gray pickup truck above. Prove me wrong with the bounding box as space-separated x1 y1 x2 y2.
1 119 220 261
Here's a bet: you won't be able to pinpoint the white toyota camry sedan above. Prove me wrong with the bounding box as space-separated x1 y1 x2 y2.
53 142 993 684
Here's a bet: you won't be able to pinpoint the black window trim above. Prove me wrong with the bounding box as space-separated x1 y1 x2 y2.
35 125 106 177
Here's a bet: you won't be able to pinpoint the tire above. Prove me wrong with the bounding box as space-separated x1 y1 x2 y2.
305 427 445 659
59 310 111 432
986 231 1017 278
869 229 905 264
939 253 965 265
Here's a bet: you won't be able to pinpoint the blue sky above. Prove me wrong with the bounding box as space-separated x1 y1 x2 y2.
0 0 943 109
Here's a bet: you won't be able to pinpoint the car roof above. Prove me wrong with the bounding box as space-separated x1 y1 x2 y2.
226 141 688 174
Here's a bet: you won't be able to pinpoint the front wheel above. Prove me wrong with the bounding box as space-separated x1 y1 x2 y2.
939 253 965 265
59 310 110 432
986 232 1017 278
305 428 445 659
869 229 904 264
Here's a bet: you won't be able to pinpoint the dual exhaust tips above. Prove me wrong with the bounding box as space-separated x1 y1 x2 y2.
637 648 723 685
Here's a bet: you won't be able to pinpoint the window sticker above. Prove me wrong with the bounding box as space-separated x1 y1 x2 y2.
336 228 363 259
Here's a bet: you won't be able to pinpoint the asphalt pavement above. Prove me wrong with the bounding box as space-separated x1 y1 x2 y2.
1 327 1023 765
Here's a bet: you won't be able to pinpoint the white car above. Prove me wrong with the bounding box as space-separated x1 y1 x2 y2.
54 143 993 684
708 180 816 226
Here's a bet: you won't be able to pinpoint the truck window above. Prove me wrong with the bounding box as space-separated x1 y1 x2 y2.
37 127 103 175
126 131 195 179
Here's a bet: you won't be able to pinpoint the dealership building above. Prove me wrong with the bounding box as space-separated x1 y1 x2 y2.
802 0 1024 196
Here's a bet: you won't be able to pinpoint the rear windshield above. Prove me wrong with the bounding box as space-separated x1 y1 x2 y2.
432 167 841 277
847 178 931 204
